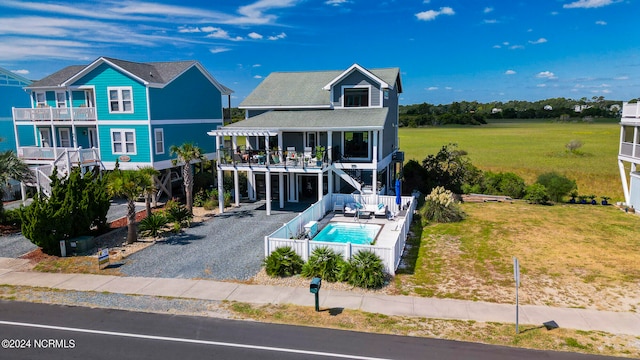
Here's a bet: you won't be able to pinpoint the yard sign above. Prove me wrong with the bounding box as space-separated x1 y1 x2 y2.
98 248 109 270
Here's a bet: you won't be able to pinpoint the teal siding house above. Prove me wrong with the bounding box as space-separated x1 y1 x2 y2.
1 67 32 152
12 57 232 194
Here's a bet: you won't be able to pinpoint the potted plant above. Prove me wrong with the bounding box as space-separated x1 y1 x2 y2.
601 196 610 206
314 146 325 166
588 194 597 205
577 194 588 204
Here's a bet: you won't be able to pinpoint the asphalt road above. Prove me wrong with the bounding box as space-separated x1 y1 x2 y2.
0 301 623 360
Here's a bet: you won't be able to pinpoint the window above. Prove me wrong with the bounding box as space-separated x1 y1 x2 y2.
35 92 46 107
56 91 67 108
111 129 136 154
59 128 71 147
623 126 634 143
154 128 164 155
108 87 133 113
344 88 369 107
344 131 369 158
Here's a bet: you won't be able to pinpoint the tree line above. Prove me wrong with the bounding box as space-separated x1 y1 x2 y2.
399 96 623 127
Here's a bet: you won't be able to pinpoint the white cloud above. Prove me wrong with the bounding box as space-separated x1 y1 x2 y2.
505 70 516 75
204 27 243 41
210 47 231 54
484 7 493 13
252 64 262 67
426 86 439 91
551 11 559 15
614 76 629 80
12 69 29 75
509 45 524 50
268 32 287 40
503 41 510 46
483 19 498 24
492 45 501 49
325 0 348 6
537 84 547 87
595 20 607 25
528 38 547 44
537 71 557 79
415 7 455 21
178 26 201 33
445 86 453 90
248 32 263 39
563 0 615 9
235 0 300 25
253 75 263 79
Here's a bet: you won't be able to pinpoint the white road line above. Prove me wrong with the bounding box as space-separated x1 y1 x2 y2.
0 320 391 360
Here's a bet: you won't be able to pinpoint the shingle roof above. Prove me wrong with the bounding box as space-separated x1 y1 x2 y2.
239 66 401 108
28 65 85 87
27 57 232 94
225 108 389 131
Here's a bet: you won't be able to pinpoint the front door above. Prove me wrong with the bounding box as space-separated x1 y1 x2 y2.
59 128 71 147
39 128 51 147
88 128 98 148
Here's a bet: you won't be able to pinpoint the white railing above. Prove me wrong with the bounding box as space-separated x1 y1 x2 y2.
13 107 97 122
265 193 418 275
622 102 640 119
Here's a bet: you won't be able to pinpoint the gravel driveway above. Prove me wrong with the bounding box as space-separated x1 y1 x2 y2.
120 201 302 281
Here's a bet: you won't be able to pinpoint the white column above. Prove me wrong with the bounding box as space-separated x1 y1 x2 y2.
279 172 284 209
327 168 333 195
317 172 323 201
266 170 272 215
372 130 378 195
289 173 297 202
327 131 333 162
217 167 224 214
619 159 631 205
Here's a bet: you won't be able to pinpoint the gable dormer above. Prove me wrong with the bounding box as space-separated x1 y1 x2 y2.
323 64 391 109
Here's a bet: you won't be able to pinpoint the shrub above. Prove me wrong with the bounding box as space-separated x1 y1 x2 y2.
164 199 193 229
524 183 550 204
0 208 22 227
464 171 526 199
301 246 345 282
338 250 386 289
421 186 465 223
536 172 577 203
565 139 583 154
138 213 168 238
264 246 304 277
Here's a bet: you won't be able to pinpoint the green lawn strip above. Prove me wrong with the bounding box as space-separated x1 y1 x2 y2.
399 120 622 201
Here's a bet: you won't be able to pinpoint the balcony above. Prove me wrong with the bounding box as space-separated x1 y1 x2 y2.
18 146 100 164
13 107 97 123
622 102 640 121
218 147 329 170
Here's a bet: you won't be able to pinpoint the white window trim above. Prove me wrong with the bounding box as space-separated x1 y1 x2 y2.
58 128 71 147
107 86 134 114
340 85 376 108
110 129 137 155
35 92 46 108
154 128 165 155
55 91 67 108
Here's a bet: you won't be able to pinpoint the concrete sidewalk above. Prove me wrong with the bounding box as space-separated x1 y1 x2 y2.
1 257 639 336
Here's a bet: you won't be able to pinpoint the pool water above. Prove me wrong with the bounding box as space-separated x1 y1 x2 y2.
313 223 381 245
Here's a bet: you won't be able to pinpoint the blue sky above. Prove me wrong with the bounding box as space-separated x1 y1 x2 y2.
0 0 637 106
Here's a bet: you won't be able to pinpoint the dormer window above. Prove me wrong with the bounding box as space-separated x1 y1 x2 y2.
344 87 369 107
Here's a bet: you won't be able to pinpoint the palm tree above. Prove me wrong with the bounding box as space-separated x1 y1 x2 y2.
106 169 145 244
0 150 33 213
138 166 159 218
170 143 206 213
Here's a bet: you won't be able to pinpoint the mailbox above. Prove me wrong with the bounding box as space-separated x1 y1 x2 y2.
310 277 322 294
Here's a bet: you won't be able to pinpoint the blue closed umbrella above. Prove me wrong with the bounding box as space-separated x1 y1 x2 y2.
395 179 402 210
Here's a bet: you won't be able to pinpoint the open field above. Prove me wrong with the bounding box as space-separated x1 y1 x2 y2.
399 119 623 201
394 201 640 312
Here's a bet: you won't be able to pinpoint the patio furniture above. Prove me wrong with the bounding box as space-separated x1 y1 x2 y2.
286 147 298 165
333 196 345 213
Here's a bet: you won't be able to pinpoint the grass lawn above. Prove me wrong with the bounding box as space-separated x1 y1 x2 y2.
394 201 640 311
399 119 623 201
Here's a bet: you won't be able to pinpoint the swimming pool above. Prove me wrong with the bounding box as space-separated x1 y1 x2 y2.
312 223 381 245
